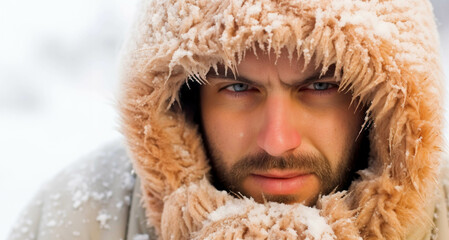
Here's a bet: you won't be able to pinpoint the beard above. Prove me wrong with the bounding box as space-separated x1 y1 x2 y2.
205 136 364 205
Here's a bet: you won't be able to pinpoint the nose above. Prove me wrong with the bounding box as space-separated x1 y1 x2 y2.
257 95 302 156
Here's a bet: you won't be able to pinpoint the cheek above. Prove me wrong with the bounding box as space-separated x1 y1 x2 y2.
201 101 254 168
304 105 363 167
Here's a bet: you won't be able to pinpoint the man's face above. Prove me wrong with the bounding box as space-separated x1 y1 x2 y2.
200 49 364 206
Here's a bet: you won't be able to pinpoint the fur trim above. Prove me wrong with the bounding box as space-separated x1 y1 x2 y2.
120 0 443 239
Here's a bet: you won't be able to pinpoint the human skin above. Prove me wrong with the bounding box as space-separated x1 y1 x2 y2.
200 48 364 206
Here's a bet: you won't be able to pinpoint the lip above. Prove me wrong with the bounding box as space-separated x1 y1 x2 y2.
250 170 313 195
252 169 309 179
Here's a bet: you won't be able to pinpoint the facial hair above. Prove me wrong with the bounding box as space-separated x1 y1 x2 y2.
208 149 357 205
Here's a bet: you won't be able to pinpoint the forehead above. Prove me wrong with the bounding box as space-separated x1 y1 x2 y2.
231 48 322 86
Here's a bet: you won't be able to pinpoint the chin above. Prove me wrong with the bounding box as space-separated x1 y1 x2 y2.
252 193 318 206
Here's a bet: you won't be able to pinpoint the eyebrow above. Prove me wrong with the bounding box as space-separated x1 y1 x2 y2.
206 65 336 87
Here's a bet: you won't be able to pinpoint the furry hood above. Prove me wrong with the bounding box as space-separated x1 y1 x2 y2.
120 0 443 239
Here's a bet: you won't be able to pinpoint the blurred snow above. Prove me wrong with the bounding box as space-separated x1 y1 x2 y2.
435 0 449 148
0 0 448 239
0 0 137 238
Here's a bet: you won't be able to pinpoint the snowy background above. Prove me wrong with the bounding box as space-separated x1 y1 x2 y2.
0 0 448 238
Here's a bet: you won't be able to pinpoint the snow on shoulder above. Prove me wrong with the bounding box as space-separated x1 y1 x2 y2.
8 140 137 239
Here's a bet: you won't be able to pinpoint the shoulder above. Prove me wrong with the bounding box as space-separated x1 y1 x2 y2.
8 140 139 240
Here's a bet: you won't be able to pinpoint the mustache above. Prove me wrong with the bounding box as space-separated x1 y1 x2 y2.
230 152 332 182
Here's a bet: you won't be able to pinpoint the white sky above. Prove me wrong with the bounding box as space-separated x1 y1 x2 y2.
0 0 448 239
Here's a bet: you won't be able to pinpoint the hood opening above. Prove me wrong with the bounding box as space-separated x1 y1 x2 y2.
176 65 372 202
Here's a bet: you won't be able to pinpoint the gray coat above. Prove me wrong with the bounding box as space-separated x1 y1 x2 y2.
8 141 157 240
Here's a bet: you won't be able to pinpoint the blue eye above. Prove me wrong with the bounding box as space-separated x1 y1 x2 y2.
226 83 249 92
306 82 337 91
313 82 330 90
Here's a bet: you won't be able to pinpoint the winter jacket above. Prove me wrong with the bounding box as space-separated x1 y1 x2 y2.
9 0 449 239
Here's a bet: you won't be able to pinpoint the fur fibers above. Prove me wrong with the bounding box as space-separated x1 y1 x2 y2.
120 0 443 239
